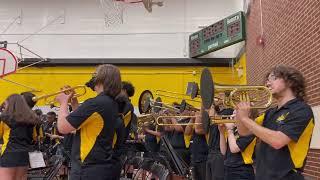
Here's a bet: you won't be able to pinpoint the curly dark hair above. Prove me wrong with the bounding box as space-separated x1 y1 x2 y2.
122 81 135 97
266 65 306 101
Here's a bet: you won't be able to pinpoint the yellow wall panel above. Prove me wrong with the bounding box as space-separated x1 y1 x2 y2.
0 58 246 108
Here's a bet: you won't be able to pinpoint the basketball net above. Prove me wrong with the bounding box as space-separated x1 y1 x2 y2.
99 0 125 27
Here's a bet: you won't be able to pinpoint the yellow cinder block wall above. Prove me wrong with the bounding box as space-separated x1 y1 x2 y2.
0 54 247 109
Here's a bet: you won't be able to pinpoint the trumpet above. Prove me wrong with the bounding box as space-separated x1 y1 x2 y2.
32 85 87 105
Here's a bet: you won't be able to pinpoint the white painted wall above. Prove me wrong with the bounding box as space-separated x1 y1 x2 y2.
311 106 320 149
0 0 243 58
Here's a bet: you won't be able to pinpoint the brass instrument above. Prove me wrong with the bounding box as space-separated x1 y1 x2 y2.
32 85 87 105
146 97 180 113
179 99 200 112
200 68 273 110
156 115 236 126
137 114 157 134
214 84 272 109
155 89 201 103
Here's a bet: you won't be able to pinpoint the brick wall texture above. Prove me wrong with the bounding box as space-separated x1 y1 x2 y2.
245 0 320 179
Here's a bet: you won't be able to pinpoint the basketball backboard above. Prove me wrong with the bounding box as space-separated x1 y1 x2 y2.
0 48 18 78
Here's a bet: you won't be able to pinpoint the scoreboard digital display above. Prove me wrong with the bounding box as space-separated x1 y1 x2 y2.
189 11 246 58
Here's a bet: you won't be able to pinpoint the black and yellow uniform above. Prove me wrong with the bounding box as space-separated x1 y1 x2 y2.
224 128 256 180
117 96 136 140
66 93 121 180
206 108 233 180
43 121 60 145
33 123 44 148
190 132 208 180
0 116 34 167
145 125 160 153
255 98 314 180
169 130 191 166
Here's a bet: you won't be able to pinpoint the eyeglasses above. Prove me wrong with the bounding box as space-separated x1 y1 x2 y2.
267 74 277 82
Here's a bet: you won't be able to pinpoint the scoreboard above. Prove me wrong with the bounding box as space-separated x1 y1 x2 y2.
189 11 246 58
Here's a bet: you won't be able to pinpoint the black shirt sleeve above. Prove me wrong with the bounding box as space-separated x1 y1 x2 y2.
66 99 97 129
278 106 314 142
236 135 255 152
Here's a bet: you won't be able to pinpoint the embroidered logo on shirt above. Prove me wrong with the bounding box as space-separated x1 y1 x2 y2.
276 112 289 124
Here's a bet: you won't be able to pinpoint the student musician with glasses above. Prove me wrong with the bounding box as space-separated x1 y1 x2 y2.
236 65 314 180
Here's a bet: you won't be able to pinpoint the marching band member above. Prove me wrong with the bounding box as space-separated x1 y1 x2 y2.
55 64 123 180
236 65 314 180
143 123 161 153
121 81 138 140
0 94 40 180
218 110 256 180
185 110 208 180
20 92 44 147
117 81 137 140
168 116 191 166
206 104 233 180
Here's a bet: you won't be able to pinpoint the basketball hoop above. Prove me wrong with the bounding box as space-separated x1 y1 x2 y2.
0 48 18 78
99 0 125 27
99 0 164 27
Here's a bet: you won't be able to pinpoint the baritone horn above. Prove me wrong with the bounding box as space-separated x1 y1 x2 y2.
137 114 157 134
32 85 87 105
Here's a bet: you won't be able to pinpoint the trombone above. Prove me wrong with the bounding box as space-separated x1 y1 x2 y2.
155 114 236 126
146 97 180 113
155 89 201 103
32 85 87 105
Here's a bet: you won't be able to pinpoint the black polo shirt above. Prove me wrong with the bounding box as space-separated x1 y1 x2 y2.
255 98 314 180
145 125 160 152
66 93 120 177
191 132 208 164
0 117 34 167
169 117 192 149
170 130 186 149
224 128 256 167
117 97 134 140
208 108 234 152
